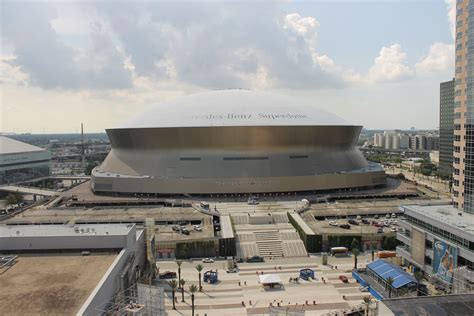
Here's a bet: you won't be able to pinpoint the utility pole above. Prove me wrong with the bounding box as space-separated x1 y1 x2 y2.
81 123 86 171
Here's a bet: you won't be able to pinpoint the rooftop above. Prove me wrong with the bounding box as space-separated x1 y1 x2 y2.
380 293 474 316
116 90 352 129
0 223 134 237
0 254 117 315
401 203 474 235
0 136 46 155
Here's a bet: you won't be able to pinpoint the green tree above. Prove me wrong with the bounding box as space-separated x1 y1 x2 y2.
168 279 178 310
414 271 423 296
196 264 204 291
386 277 394 298
363 296 373 316
351 238 360 270
189 284 198 316
85 161 99 175
176 260 183 288
180 279 186 302
370 242 377 261
5 191 23 206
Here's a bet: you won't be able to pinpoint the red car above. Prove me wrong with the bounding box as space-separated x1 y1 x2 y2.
339 275 349 283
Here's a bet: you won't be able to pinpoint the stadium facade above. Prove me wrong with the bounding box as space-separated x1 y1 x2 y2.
91 90 385 195
0 136 51 184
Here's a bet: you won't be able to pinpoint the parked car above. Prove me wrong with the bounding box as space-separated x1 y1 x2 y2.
374 215 380 219
339 275 349 283
194 225 202 231
172 226 180 232
348 219 359 225
329 221 338 227
377 228 384 233
339 224 351 229
361 219 370 225
391 213 397 218
246 256 265 263
159 271 177 279
181 229 190 235
202 258 215 263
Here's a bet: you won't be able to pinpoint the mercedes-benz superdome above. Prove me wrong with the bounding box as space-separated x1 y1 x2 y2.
91 90 386 195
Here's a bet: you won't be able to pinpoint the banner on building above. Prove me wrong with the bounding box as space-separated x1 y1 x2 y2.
433 239 457 283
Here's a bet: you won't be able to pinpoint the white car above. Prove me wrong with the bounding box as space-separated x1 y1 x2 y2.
329 221 338 227
202 258 214 263
194 225 202 231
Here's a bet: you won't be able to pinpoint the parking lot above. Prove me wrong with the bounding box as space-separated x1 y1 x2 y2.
155 254 375 315
309 213 401 235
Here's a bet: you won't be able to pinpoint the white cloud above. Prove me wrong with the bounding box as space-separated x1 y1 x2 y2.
367 44 414 83
415 42 454 74
445 0 456 40
283 13 320 39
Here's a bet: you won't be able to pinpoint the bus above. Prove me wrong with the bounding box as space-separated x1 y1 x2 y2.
330 247 349 257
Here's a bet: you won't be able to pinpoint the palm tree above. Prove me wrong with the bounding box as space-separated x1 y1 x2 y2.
350 238 360 270
189 284 198 316
352 247 360 269
386 277 394 298
370 243 376 261
362 296 372 316
196 264 204 291
176 260 183 288
180 279 186 302
414 271 423 296
168 279 178 310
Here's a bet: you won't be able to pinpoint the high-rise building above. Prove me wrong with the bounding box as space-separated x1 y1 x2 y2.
453 0 474 212
439 79 455 177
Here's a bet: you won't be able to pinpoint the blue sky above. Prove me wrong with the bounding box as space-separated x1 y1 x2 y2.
1 0 455 133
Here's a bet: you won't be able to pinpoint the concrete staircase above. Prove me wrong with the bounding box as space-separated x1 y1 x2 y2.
254 230 284 257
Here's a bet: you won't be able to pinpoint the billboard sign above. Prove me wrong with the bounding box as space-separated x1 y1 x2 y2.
433 239 457 283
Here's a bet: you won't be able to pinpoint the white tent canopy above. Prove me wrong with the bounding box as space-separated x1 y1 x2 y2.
259 274 282 285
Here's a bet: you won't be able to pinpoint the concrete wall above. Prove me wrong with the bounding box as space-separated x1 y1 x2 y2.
77 249 129 316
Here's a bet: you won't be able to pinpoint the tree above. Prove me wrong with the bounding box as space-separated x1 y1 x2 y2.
414 271 424 296
363 296 373 316
176 260 183 288
189 284 198 316
386 277 394 298
168 279 178 310
85 161 99 175
370 242 377 261
351 238 360 270
196 264 204 291
180 279 186 302
5 191 23 206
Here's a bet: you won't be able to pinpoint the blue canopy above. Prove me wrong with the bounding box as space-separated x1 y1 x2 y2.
367 259 417 289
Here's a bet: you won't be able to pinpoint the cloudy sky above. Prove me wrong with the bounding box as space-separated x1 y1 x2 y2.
1 0 455 133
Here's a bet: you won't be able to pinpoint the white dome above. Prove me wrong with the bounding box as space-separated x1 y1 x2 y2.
117 90 351 129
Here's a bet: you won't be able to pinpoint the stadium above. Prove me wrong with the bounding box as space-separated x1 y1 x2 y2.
91 90 385 195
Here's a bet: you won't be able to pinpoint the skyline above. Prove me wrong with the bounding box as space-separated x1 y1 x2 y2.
1 0 456 133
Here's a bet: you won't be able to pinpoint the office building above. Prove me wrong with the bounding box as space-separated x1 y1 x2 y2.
396 204 474 293
91 90 386 195
439 79 455 176
453 0 474 212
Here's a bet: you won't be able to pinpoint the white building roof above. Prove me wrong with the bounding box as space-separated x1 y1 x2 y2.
0 224 134 237
401 203 474 236
116 90 351 129
0 136 46 155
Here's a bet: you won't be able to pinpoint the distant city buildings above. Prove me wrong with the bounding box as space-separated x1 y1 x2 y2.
372 131 438 151
439 79 455 176
453 0 474 212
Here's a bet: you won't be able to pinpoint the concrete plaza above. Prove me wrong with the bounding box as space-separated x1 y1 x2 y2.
156 254 374 315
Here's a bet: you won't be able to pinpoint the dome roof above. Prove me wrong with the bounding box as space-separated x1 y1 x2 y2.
116 90 351 129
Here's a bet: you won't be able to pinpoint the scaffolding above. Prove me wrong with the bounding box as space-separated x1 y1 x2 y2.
96 283 165 316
